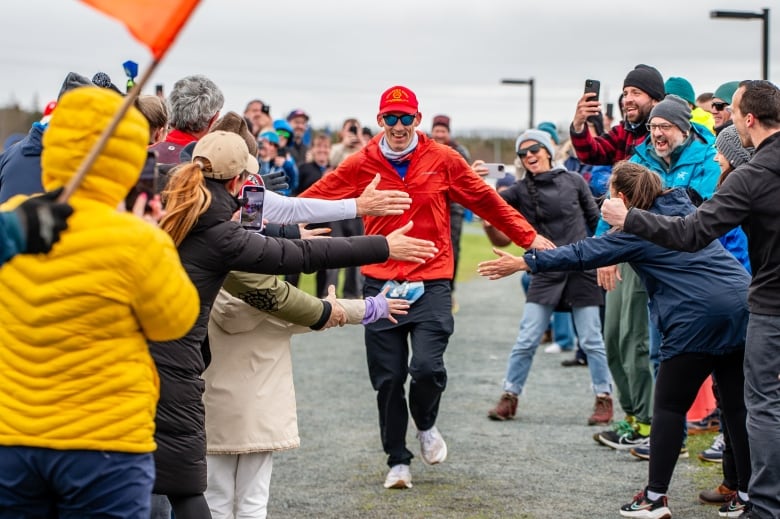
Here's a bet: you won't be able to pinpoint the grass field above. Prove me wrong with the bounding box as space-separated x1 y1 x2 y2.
293 221 526 296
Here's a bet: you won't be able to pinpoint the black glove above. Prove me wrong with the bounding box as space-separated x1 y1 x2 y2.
14 187 74 254
261 171 289 193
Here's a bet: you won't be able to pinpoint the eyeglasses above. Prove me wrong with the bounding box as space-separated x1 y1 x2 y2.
382 113 416 126
516 143 545 157
711 102 729 112
645 123 676 132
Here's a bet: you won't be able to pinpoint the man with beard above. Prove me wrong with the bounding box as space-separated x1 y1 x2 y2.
630 94 719 202
569 65 665 453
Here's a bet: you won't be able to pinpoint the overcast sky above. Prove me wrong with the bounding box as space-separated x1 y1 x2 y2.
1 0 777 135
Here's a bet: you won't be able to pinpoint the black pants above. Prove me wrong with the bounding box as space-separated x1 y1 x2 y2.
363 278 454 467
648 350 751 494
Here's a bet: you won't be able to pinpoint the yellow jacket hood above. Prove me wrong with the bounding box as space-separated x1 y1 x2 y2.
42 86 149 207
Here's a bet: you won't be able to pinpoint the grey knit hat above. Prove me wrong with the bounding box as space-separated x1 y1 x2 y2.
715 126 752 168
515 129 555 159
649 95 692 133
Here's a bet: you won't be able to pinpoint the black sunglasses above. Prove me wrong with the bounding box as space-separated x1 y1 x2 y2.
517 143 545 157
382 113 416 126
711 102 729 112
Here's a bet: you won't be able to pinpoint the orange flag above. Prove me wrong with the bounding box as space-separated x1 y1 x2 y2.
80 0 201 59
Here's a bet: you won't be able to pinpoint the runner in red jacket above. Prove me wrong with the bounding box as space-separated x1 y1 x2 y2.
301 85 552 490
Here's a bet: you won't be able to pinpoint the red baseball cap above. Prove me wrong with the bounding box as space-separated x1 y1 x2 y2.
378 86 418 115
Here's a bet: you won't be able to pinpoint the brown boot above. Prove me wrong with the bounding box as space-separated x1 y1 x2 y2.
699 484 737 505
487 392 518 421
588 394 613 425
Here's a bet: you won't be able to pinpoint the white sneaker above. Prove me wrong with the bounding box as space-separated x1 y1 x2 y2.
544 343 563 353
383 464 412 489
417 425 447 465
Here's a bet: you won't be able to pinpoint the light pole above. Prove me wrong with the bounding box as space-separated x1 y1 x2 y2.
710 8 770 80
500 78 535 129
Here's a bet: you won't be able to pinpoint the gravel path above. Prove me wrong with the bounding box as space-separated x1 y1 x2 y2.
268 274 721 518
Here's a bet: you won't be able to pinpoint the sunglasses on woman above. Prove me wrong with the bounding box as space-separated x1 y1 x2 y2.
517 143 545 158
382 114 416 126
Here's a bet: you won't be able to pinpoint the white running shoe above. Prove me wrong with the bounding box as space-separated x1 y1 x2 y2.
383 464 412 489
544 343 564 353
417 425 447 465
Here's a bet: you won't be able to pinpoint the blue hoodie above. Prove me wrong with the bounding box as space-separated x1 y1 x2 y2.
0 123 45 203
525 188 750 361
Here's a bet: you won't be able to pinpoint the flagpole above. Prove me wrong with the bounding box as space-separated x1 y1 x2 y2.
57 58 161 202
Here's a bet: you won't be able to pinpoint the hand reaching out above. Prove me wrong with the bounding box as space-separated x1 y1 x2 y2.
600 198 629 229
355 173 412 216
322 285 347 329
529 234 555 250
477 247 529 280
385 221 438 263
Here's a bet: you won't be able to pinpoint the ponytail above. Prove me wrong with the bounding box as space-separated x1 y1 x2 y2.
160 162 213 246
610 161 662 211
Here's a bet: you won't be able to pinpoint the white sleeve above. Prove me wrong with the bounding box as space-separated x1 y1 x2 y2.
262 190 358 224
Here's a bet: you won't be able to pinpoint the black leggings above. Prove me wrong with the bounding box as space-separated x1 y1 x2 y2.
648 350 751 494
168 493 212 519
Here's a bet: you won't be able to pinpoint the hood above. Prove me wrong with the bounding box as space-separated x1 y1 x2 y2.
21 124 44 157
41 87 149 207
648 188 697 218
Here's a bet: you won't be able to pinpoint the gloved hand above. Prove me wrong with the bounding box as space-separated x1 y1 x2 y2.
14 187 74 254
261 171 289 193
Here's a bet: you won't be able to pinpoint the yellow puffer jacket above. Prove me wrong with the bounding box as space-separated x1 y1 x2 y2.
0 87 199 454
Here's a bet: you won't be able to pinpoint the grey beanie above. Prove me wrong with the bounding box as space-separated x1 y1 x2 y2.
649 95 692 133
715 126 752 168
515 129 555 158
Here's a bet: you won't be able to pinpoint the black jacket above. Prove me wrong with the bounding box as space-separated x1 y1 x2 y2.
150 179 389 495
500 168 602 309
624 131 780 316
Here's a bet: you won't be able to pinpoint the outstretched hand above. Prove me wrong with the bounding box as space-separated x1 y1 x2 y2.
601 198 629 229
380 285 410 324
322 285 347 329
529 234 555 250
477 247 529 280
355 173 412 216
385 221 438 263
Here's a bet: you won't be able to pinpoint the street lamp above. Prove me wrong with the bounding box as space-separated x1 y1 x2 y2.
710 8 770 80
501 78 535 129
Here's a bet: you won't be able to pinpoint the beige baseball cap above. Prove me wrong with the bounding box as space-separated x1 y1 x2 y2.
192 130 259 180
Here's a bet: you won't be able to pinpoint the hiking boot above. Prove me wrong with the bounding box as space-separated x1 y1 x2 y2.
629 443 689 461
487 392 518 421
541 329 553 344
687 408 720 434
588 394 614 425
598 420 649 450
699 483 737 505
561 356 588 367
383 464 412 489
698 433 725 463
417 425 447 465
719 495 750 517
619 488 672 518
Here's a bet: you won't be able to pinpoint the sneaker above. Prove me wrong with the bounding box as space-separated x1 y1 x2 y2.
719 495 750 517
598 423 649 450
687 408 720 434
487 392 518 421
699 483 737 505
544 342 564 353
629 443 689 461
417 426 447 465
383 464 412 489
588 394 614 425
619 488 672 518
594 418 633 443
699 433 725 463
561 356 588 367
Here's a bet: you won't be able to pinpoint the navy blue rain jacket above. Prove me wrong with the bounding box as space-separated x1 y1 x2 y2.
525 188 750 361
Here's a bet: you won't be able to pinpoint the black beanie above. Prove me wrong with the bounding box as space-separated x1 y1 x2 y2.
623 64 665 101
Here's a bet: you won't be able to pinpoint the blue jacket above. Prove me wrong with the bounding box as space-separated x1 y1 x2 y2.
0 123 45 203
630 123 719 200
526 188 750 361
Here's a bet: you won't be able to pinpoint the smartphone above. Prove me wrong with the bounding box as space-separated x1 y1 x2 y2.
124 150 159 211
240 185 265 231
584 79 600 102
484 163 507 179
